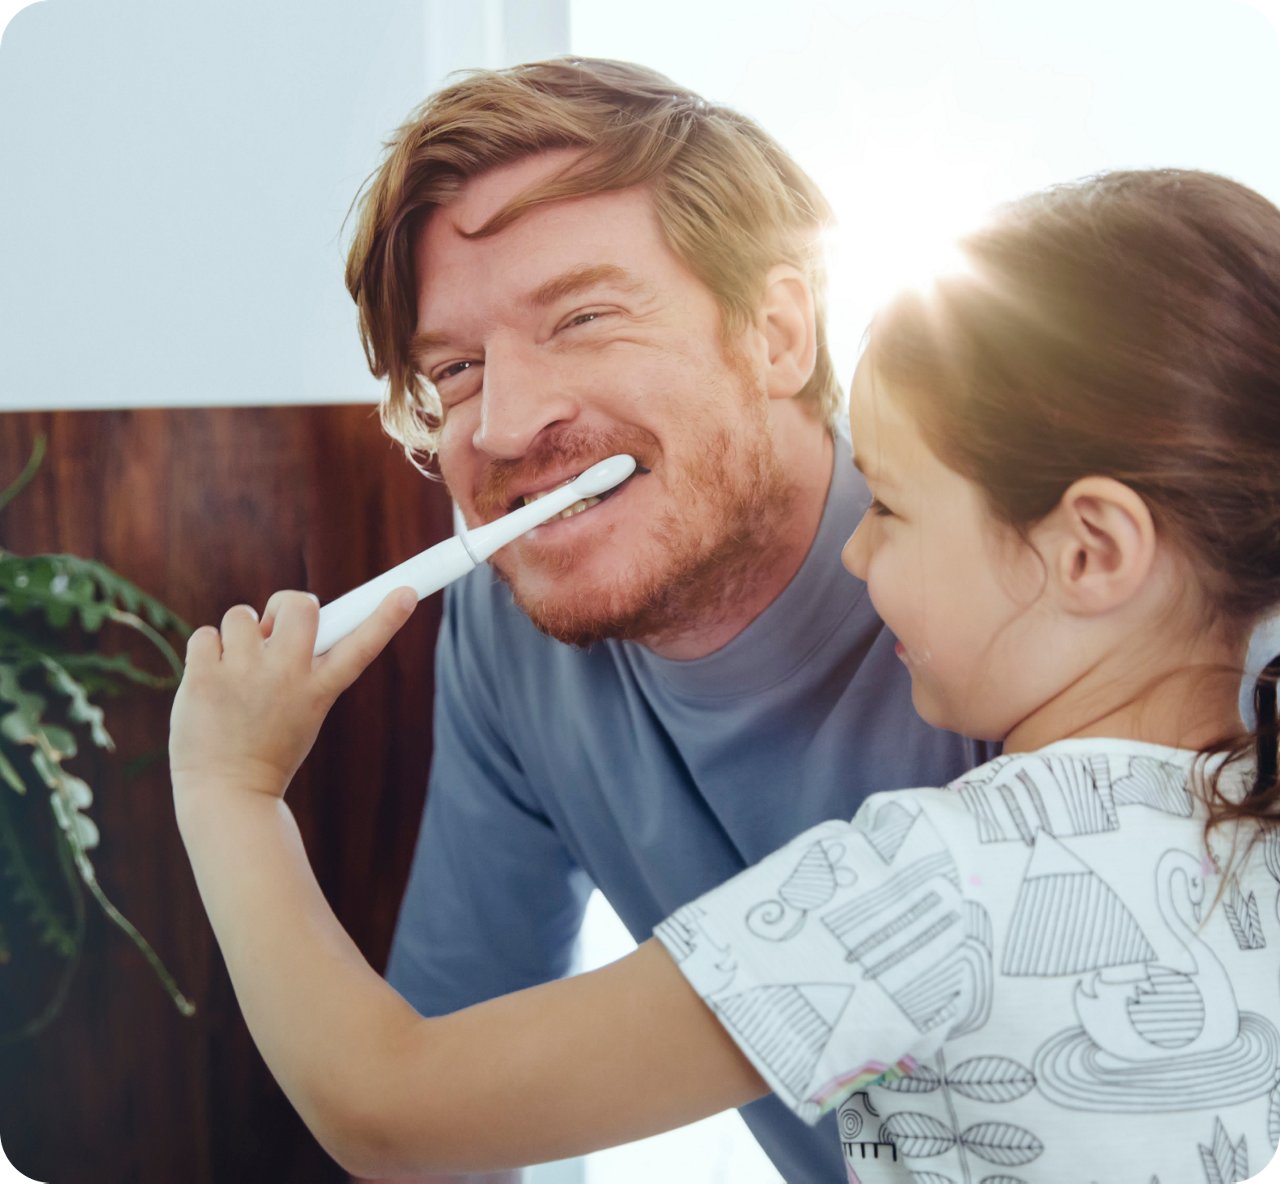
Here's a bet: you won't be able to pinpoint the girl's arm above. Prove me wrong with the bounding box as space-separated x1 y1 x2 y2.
169 591 765 1179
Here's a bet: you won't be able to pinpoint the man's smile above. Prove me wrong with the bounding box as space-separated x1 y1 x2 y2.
509 466 647 535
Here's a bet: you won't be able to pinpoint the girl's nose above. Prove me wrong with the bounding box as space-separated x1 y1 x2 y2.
842 515 872 579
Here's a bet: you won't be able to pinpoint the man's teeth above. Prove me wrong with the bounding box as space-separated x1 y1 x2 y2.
554 495 601 519
522 493 602 519
521 474 610 520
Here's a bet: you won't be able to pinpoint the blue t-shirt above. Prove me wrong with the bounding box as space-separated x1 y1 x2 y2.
386 440 990 1183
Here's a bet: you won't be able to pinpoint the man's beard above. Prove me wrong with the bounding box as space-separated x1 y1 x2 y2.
481 369 798 650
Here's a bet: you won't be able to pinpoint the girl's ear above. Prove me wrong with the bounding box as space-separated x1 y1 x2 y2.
756 264 817 400
1036 476 1157 615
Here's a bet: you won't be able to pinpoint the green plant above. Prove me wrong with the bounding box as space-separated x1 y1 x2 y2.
0 436 195 1040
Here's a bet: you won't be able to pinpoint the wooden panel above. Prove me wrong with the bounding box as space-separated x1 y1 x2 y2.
0 407 453 1184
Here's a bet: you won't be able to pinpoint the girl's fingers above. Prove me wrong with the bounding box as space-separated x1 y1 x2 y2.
185 624 223 667
268 591 322 659
219 604 263 661
315 587 416 698
261 590 319 639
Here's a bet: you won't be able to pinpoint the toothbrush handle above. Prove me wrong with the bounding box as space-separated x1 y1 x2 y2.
312 536 476 656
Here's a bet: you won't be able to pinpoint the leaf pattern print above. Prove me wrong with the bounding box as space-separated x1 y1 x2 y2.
1198 1117 1247 1184
880 1112 957 1158
880 1064 943 1093
879 1057 1035 1105
1224 877 1265 951
947 1058 1037 1105
959 1123 1043 1168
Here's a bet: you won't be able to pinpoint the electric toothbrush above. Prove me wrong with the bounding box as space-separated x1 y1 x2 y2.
312 453 637 655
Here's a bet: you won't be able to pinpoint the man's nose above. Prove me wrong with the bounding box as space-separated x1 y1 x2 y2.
471 343 580 459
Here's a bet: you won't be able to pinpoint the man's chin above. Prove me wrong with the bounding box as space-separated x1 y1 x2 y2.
500 572 656 649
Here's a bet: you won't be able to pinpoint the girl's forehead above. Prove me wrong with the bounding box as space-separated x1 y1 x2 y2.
849 363 909 473
847 362 879 445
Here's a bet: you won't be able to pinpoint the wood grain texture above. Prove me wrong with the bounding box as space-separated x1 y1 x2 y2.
0 406 452 1184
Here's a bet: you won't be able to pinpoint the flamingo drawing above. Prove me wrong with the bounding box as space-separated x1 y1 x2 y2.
1073 849 1239 1062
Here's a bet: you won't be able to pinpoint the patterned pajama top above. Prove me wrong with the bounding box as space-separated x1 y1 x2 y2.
655 739 1280 1183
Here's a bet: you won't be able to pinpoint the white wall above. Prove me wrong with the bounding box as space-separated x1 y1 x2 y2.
0 0 568 412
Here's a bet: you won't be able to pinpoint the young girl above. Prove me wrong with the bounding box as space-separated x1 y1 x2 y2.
169 168 1280 1182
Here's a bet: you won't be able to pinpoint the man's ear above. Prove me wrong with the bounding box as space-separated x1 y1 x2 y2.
756 264 816 400
1035 476 1157 615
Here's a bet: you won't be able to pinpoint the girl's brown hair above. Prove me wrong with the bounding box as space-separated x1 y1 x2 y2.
344 57 839 466
864 168 1280 831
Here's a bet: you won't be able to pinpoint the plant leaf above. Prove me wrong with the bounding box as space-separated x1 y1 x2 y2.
38 656 114 751
0 434 47 512
0 785 78 957
56 651 178 692
0 744 28 794
0 665 46 741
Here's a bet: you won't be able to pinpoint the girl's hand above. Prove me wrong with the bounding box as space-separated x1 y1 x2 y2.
169 587 416 802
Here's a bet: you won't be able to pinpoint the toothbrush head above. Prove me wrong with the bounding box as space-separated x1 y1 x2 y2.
568 454 637 499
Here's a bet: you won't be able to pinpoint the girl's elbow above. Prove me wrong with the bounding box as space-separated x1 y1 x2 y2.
316 1111 419 1180
294 1082 422 1178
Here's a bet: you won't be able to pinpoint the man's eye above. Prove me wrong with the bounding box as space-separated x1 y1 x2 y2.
432 359 478 383
562 310 607 331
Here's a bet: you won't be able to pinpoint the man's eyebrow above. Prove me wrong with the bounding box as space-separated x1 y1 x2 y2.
525 263 644 309
408 328 451 364
407 264 645 366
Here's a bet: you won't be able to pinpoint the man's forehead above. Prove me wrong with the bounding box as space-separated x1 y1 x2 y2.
428 148 593 238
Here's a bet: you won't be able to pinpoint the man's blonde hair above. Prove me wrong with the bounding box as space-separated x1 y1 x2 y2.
344 57 839 466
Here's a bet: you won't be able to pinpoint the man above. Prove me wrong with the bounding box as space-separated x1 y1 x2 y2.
343 58 988 1183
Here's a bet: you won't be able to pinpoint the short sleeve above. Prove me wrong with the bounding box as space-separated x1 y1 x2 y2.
654 792 969 1124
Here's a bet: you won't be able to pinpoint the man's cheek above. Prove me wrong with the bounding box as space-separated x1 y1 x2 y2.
434 424 472 497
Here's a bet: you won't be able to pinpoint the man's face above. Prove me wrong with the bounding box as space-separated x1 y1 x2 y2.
413 151 798 648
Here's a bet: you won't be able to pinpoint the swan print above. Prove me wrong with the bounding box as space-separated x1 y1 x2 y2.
1034 846 1280 1111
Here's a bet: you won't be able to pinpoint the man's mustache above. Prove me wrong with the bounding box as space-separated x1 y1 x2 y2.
469 428 660 519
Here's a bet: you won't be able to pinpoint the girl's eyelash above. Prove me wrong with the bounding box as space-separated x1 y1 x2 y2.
869 497 895 517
